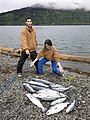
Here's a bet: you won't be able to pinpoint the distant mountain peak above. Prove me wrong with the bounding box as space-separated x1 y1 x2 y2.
31 3 46 8
31 2 56 9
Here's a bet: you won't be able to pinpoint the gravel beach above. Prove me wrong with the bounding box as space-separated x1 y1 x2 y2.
0 53 90 120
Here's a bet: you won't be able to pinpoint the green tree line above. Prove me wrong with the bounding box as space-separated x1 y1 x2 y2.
0 7 90 25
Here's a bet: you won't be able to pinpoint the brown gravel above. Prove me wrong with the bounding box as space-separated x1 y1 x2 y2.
0 53 90 120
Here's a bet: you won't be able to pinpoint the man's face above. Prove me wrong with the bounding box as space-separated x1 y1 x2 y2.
26 19 32 27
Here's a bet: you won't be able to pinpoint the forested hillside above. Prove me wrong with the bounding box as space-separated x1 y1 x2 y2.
0 7 90 25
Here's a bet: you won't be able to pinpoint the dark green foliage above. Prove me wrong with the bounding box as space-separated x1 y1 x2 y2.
0 7 90 25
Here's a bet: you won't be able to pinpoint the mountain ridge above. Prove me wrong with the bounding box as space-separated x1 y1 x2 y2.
0 6 90 25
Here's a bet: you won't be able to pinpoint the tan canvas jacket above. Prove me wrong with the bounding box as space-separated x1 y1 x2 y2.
20 27 38 51
37 46 60 61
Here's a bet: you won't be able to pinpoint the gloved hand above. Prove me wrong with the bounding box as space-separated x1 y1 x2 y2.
30 58 38 67
30 61 35 67
57 62 64 73
60 66 64 73
25 50 30 55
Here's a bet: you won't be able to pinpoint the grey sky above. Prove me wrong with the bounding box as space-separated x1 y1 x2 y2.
0 0 90 13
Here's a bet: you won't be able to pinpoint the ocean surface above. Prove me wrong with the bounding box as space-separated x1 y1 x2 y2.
0 25 90 73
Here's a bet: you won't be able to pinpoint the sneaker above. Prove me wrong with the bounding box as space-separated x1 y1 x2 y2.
35 74 44 78
17 73 22 77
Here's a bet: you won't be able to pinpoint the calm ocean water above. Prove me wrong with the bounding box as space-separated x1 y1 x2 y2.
0 25 90 73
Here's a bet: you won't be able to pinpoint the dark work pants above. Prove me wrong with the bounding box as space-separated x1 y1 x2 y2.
17 50 38 73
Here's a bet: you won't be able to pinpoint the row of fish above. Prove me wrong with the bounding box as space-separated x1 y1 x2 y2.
22 77 76 115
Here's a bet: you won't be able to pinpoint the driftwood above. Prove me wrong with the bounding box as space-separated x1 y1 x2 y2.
0 47 14 53
0 47 21 57
59 54 90 63
0 47 90 63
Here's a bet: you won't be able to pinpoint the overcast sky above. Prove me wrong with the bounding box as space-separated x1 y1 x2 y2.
0 0 90 13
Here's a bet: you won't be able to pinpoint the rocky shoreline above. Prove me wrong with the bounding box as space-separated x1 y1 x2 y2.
0 53 90 120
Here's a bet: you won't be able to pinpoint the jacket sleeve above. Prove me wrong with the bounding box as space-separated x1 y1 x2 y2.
37 48 45 59
35 37 38 46
20 30 28 50
34 29 38 46
53 47 60 62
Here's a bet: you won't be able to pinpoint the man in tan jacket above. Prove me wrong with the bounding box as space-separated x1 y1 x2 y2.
17 18 38 77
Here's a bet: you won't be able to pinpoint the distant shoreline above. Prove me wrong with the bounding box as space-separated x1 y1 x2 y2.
0 24 90 26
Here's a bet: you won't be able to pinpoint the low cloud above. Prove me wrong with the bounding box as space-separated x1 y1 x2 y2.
0 0 90 13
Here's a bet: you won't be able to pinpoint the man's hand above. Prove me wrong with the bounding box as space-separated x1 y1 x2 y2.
25 50 30 55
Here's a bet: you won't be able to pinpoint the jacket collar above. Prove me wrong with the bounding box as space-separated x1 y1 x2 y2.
26 26 33 32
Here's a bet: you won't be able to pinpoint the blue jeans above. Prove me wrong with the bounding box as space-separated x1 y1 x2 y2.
37 57 62 76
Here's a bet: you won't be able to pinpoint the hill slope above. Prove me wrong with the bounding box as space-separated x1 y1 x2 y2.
0 7 90 25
